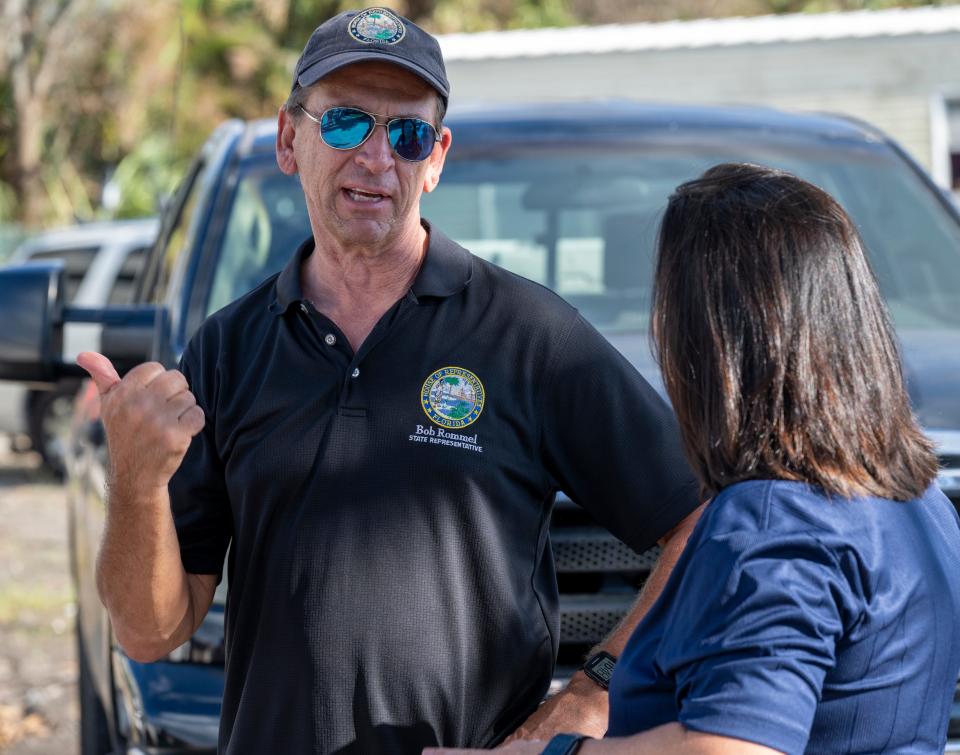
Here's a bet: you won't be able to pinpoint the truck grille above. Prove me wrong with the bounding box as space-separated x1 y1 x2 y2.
554 527 660 573
560 595 636 643
552 493 659 669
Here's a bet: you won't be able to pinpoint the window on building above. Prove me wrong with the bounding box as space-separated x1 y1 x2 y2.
949 100 960 193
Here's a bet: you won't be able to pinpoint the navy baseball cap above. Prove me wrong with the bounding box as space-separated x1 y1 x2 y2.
291 7 450 105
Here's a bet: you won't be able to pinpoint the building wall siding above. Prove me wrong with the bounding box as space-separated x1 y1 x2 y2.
445 33 960 174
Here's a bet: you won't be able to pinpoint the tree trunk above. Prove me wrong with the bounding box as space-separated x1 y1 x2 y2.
10 52 47 227
3 0 90 227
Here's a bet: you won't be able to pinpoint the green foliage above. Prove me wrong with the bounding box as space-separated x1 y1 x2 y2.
108 135 187 219
281 1 351 48
0 222 27 263
0 181 18 224
509 0 577 29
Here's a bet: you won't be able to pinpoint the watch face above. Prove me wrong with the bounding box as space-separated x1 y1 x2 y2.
585 652 616 686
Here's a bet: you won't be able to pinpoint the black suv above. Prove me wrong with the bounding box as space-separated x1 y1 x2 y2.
1 102 959 754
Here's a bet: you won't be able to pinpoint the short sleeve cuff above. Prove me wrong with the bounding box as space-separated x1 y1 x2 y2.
680 704 811 755
179 546 227 583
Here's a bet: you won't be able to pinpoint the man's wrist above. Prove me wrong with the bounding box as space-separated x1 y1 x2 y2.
566 670 607 694
106 472 171 507
562 670 610 722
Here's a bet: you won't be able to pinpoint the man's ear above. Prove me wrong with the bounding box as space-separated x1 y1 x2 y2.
276 107 299 175
422 127 452 194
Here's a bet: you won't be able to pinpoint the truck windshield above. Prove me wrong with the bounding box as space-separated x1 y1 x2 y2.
207 140 960 333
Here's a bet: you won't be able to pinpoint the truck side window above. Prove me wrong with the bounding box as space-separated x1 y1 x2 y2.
107 247 149 306
144 159 207 305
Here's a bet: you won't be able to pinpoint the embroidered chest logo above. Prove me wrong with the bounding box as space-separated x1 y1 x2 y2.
421 367 485 427
348 8 406 45
409 367 486 454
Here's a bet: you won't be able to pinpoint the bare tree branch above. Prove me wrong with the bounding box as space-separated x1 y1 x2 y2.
35 0 91 100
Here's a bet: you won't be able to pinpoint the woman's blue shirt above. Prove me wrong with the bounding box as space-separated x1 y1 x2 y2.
607 480 960 754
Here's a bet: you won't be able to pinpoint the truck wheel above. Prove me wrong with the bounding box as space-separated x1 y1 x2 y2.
77 628 113 755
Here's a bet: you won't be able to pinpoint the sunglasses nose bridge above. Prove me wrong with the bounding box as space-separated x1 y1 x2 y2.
353 118 395 166
358 116 392 146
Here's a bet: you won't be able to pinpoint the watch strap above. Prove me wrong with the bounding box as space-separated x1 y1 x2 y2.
540 733 588 755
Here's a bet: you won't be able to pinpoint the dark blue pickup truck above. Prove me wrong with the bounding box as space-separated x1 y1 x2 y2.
1 101 959 754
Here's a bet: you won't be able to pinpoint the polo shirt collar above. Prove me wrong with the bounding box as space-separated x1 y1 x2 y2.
270 236 313 314
410 219 473 299
270 219 472 314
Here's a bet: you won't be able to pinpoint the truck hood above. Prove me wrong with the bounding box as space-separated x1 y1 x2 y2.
602 327 960 452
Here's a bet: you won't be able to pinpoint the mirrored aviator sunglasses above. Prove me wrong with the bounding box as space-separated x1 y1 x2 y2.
298 105 440 162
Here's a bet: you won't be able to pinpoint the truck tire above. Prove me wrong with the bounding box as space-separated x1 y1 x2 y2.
77 628 112 755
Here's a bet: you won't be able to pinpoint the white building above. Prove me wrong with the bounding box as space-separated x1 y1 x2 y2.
438 5 960 191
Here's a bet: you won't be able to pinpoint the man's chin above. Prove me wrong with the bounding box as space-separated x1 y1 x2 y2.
333 217 397 247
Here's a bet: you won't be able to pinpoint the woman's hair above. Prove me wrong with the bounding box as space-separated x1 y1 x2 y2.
651 162 938 500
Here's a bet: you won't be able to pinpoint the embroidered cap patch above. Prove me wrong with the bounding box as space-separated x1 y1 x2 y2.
348 8 406 45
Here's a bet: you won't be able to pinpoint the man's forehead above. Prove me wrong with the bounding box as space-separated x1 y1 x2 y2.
312 61 435 102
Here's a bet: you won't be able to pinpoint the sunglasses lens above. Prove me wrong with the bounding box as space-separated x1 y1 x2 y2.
388 119 437 161
320 108 374 149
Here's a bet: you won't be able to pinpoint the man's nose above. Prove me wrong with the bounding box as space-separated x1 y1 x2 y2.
354 123 394 174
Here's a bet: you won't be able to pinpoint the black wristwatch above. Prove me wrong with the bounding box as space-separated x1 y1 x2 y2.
582 650 617 690
540 732 587 755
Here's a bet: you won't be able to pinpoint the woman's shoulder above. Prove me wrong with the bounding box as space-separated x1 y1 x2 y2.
703 479 837 537
707 478 930 534
699 479 958 578
695 480 884 572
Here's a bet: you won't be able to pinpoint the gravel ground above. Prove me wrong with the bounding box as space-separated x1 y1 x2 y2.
0 438 78 754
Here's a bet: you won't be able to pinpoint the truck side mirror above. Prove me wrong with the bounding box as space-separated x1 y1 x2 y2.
0 262 66 383
0 261 169 384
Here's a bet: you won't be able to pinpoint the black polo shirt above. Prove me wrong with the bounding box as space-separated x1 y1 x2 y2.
170 222 699 755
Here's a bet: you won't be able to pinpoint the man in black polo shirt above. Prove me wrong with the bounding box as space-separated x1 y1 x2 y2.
77 7 702 755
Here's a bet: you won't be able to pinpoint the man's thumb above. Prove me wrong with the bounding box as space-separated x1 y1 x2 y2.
76 351 122 395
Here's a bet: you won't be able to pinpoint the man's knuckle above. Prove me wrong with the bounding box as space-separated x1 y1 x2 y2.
187 407 206 431
161 426 182 448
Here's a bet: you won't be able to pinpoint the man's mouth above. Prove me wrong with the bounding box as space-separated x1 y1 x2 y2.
343 188 388 203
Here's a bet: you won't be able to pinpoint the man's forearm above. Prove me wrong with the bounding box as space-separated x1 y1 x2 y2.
78 353 214 663
96 481 196 662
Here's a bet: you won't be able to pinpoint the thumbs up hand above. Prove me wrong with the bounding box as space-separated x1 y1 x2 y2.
76 352 205 491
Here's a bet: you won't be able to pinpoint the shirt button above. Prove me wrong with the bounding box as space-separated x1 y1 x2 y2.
351 368 360 379
299 303 309 315
324 333 337 346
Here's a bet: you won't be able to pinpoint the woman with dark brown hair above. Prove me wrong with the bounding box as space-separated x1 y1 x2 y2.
598 164 960 754
427 164 960 755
